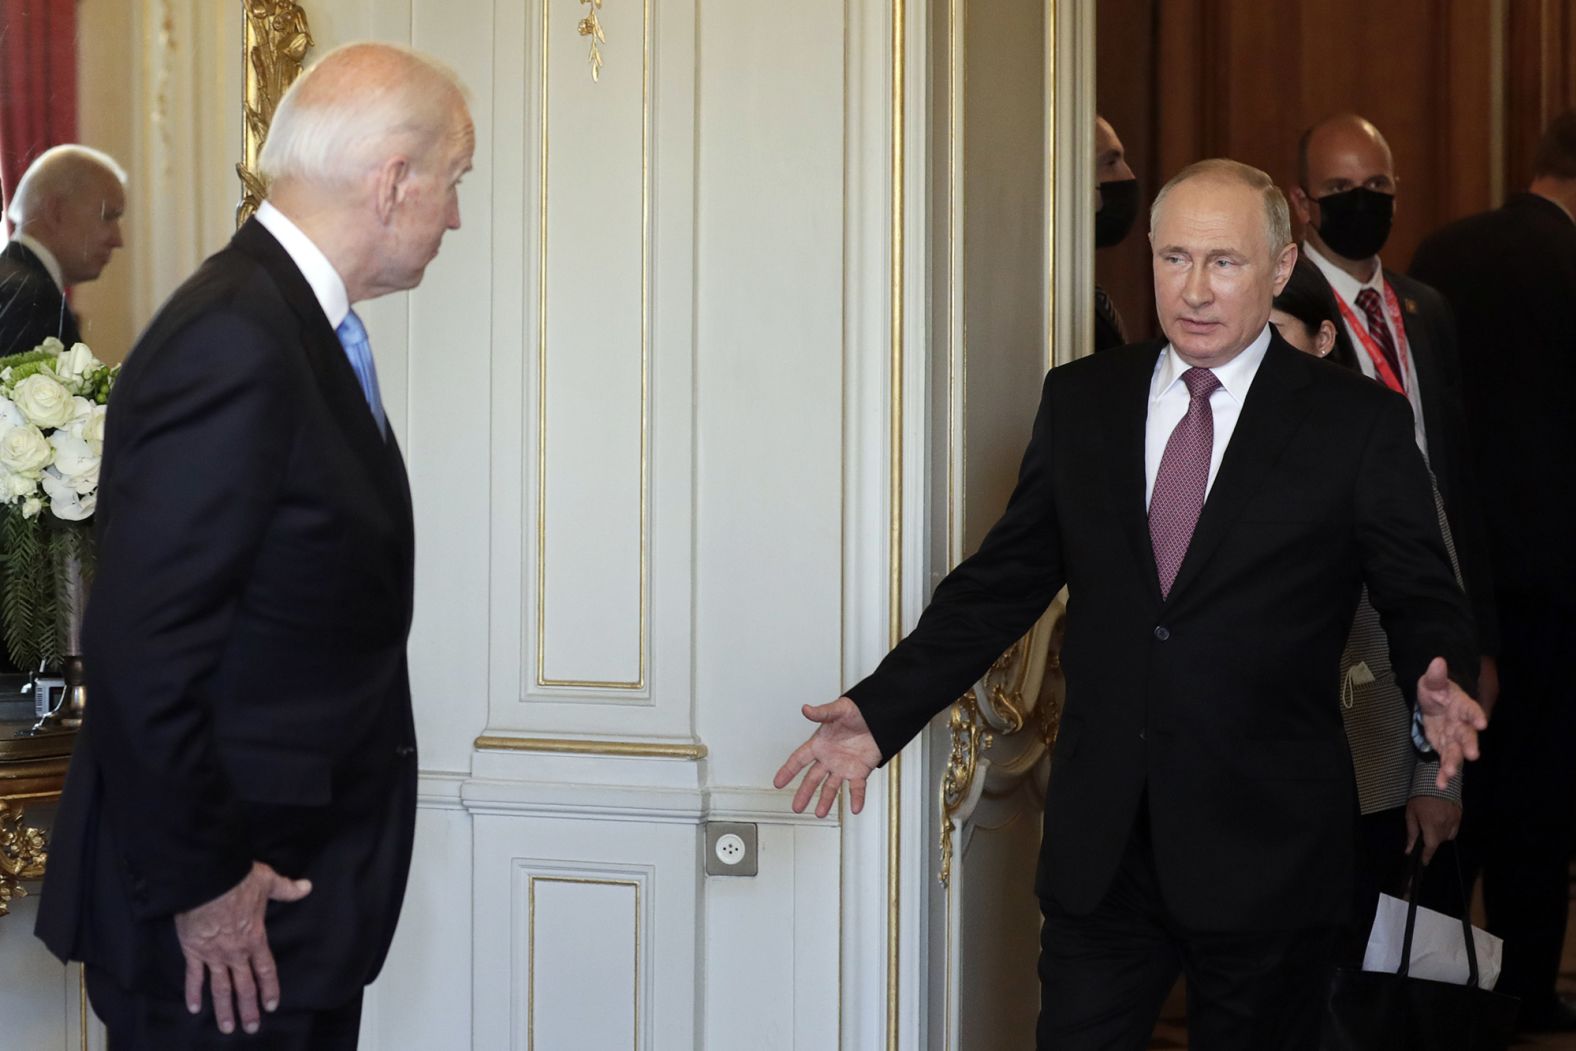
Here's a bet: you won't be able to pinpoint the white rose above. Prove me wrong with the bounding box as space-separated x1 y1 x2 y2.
12 373 75 429
35 336 64 355
78 404 107 447
55 343 101 383
0 468 37 500
41 471 94 521
21 496 42 519
0 396 23 430
0 425 53 475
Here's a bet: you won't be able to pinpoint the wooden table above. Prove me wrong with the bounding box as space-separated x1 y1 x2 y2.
0 718 75 917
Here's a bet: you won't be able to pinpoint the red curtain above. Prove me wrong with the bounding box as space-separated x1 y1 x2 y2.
0 0 78 236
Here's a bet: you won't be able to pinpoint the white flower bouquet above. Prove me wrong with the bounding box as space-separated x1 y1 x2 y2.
0 337 117 670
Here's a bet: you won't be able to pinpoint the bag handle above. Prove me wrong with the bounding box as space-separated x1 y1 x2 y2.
1398 834 1483 989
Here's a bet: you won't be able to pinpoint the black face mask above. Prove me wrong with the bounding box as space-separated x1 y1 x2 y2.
1095 178 1140 248
1310 187 1395 260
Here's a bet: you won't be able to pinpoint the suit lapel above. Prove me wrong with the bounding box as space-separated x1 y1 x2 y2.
1162 335 1313 605
230 219 400 497
1105 342 1166 603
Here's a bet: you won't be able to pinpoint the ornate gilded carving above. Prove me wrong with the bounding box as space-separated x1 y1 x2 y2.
937 597 1067 886
0 799 48 917
578 0 607 82
236 1 314 226
938 690 991 888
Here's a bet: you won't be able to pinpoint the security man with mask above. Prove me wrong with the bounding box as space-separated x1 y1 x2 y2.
1093 114 1139 352
1289 112 1500 918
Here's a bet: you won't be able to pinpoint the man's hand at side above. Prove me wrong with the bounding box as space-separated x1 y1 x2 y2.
174 861 312 1035
1416 656 1488 789
773 697 883 818
1405 794 1461 865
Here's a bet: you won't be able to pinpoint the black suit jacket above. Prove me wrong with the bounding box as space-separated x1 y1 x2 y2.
36 219 419 1010
0 239 81 354
847 333 1477 931
1409 193 1576 610
1382 268 1498 653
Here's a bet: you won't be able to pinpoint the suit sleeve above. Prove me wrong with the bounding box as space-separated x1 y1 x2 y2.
1355 390 1479 707
84 311 294 918
847 370 1067 760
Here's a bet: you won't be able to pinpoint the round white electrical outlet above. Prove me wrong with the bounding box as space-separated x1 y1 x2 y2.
715 832 747 866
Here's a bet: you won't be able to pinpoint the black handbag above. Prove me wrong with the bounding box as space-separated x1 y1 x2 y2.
1321 844 1519 1050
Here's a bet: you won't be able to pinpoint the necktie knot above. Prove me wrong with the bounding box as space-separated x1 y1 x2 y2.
1355 287 1381 315
1182 366 1220 403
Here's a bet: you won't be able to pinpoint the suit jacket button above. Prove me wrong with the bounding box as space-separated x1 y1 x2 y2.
1153 625 1170 641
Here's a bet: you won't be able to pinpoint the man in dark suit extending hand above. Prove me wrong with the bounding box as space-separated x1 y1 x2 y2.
0 144 126 355
35 43 474 1049
775 160 1486 1050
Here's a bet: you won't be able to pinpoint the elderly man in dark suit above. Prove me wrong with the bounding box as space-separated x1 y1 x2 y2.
1409 111 1576 1033
0 144 126 354
776 159 1486 1050
35 42 473 1049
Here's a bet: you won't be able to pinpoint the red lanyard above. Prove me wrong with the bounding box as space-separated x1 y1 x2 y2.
1331 281 1410 395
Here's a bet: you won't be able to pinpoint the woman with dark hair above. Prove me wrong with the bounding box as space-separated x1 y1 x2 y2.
1274 252 1466 961
1270 255 1359 369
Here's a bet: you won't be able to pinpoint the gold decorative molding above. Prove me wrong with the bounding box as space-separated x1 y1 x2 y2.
577 0 607 82
0 799 48 917
474 735 706 760
535 0 652 691
236 0 313 226
937 599 1066 887
887 0 907 1046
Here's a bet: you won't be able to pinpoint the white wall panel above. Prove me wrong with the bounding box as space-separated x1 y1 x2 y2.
692 0 846 789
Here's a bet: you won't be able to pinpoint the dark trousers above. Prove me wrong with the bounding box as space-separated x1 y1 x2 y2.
86 966 363 1051
1458 602 1576 1007
1036 810 1338 1051
1342 805 1464 965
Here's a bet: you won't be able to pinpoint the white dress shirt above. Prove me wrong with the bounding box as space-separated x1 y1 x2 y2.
1144 324 1272 509
1303 240 1428 457
11 232 64 292
253 201 350 331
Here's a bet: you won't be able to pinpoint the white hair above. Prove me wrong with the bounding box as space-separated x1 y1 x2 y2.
6 144 127 227
258 42 468 189
1150 158 1293 254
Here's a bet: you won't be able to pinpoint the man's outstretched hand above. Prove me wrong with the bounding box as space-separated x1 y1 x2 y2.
174 861 312 1036
1416 656 1488 789
773 697 883 818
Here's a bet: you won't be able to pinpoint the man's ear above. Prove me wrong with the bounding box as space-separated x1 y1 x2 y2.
1272 242 1299 294
373 156 411 224
1288 185 1313 226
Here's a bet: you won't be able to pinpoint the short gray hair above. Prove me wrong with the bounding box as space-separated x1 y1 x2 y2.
258 42 469 189
1150 158 1292 253
6 144 127 227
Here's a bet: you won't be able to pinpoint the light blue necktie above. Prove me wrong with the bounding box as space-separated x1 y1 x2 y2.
335 309 387 439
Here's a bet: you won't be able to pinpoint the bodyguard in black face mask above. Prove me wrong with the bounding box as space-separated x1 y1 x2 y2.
1093 115 1138 352
1289 112 1501 958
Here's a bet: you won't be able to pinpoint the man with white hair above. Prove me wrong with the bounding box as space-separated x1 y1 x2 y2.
36 42 473 1048
0 144 126 354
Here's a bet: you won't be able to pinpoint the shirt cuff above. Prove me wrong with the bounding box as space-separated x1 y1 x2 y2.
1410 707 1434 757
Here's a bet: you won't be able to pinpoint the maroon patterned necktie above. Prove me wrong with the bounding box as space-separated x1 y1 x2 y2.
1355 287 1403 381
1150 367 1221 598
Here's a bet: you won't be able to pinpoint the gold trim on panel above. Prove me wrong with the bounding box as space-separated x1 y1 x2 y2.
1043 0 1057 371
886 0 906 1047
528 876 641 1050
236 1 313 226
474 734 706 760
80 965 88 1051
535 0 652 692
